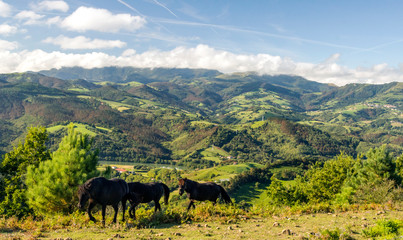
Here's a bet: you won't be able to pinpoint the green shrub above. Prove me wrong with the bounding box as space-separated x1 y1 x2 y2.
320 228 354 240
362 219 402 238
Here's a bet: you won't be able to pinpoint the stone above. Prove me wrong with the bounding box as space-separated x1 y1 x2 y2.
282 229 292 235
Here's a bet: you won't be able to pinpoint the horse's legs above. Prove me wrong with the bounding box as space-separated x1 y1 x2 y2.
111 204 119 223
129 203 137 219
130 204 137 219
87 201 97 222
154 200 161 212
121 199 127 222
187 200 195 211
129 195 142 219
101 204 107 226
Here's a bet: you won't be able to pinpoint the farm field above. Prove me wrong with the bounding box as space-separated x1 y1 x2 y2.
1 207 402 240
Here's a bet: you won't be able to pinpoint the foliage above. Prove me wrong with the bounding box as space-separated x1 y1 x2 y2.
224 166 272 193
25 123 99 215
264 147 403 207
320 228 354 240
396 153 403 183
303 153 356 203
0 126 51 218
362 219 402 238
265 176 297 206
343 145 402 203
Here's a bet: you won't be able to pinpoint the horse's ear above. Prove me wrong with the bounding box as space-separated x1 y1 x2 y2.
178 178 184 185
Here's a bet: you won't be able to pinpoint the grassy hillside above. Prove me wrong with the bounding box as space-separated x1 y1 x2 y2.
0 67 401 164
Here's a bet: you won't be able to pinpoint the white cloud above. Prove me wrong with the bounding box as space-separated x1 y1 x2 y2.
122 48 136 56
61 6 146 33
46 16 62 25
0 44 402 85
0 39 18 50
33 0 69 12
0 24 17 35
15 10 45 25
0 0 11 17
43 35 127 49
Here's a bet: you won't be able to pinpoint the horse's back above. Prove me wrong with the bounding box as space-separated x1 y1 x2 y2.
128 182 164 203
88 177 128 205
193 182 220 201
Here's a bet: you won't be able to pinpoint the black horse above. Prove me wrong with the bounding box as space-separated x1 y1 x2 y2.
77 177 135 225
178 178 232 211
127 182 170 219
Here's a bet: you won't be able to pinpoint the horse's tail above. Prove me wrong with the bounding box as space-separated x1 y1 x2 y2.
218 185 232 204
161 183 170 205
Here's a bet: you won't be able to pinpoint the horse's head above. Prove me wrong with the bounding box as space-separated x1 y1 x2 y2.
178 178 187 196
77 185 89 209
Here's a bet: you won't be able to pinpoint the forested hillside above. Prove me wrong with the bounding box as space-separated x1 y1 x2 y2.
0 67 401 165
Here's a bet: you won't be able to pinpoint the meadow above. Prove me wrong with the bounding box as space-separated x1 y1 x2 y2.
1 202 402 240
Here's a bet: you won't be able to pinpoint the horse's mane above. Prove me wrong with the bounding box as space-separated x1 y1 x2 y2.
77 184 87 195
180 178 197 187
78 179 93 195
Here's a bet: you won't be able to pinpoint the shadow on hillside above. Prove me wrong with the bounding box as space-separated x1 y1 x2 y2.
232 183 269 204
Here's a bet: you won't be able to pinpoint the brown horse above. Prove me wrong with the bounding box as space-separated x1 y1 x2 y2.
178 178 232 211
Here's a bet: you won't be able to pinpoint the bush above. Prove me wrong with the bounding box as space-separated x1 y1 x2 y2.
362 219 402 238
353 179 396 204
321 228 354 240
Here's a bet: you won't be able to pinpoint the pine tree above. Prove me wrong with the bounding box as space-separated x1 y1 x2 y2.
26 123 99 215
0 126 51 218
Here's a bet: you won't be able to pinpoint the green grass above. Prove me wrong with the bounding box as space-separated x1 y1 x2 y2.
185 163 263 182
231 182 269 204
47 123 97 136
67 87 90 92
77 95 134 112
200 146 230 163
362 219 403 238
2 207 402 240
95 126 112 132
191 121 217 128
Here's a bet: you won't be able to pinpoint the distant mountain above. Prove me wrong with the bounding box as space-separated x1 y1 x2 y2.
149 82 223 108
215 73 334 94
0 72 100 92
40 67 221 83
71 79 101 90
0 72 70 89
307 82 403 110
126 84 197 112
0 67 401 163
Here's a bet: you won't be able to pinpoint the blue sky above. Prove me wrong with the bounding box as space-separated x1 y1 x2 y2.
1 0 403 85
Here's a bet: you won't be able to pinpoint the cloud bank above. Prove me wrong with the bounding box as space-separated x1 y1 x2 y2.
0 44 402 86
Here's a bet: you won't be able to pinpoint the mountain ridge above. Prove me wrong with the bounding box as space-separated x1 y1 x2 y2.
0 67 401 164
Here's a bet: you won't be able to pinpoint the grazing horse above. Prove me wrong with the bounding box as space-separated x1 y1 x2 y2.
127 182 170 219
77 177 135 225
178 178 232 211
